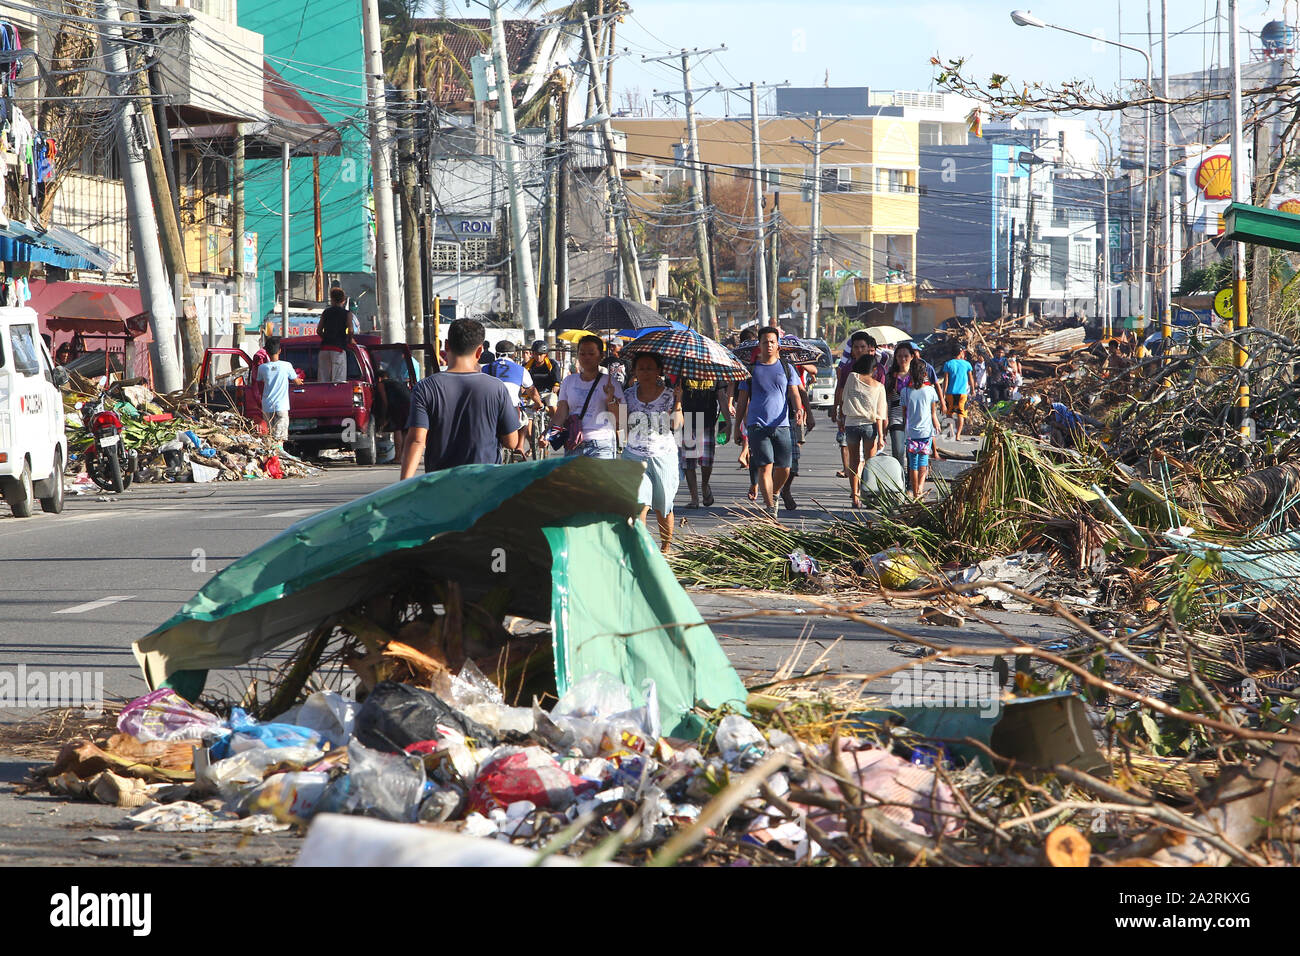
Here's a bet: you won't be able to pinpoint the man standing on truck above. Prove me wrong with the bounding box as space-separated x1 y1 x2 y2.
256 336 303 449
316 288 356 383
401 319 521 477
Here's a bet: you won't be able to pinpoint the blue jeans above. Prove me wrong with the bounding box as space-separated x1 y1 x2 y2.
568 435 617 459
748 424 793 469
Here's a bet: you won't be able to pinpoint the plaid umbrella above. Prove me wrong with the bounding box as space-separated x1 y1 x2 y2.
731 335 823 366
619 327 750 383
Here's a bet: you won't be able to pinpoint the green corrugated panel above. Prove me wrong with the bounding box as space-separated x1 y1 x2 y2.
133 457 746 738
1224 202 1300 253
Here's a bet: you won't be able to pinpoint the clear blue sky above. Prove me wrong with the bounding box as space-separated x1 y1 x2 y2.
444 0 1282 116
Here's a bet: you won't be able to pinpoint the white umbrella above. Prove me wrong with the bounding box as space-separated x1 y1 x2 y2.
858 325 913 346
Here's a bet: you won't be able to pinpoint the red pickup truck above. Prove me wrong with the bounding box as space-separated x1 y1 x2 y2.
199 335 417 465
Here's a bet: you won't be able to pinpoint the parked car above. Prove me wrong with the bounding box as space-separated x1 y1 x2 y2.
199 335 416 465
800 338 838 408
0 307 69 516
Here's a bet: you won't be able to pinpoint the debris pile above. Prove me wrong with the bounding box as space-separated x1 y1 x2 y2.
664 325 1300 865
63 379 320 484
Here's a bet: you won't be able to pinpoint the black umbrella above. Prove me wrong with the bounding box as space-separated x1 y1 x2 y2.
549 296 669 332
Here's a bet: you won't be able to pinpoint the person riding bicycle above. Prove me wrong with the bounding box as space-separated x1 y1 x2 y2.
486 340 542 459
527 340 562 410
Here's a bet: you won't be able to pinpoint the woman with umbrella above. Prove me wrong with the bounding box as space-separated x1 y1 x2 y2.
622 351 684 553
620 327 749 538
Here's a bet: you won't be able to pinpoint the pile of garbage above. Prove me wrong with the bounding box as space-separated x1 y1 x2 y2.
31 670 976 865
63 382 320 484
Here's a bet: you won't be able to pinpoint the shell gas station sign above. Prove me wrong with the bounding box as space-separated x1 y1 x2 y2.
1185 147 1233 236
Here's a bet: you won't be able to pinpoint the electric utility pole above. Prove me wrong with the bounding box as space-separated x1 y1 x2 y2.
490 0 541 337
645 46 727 337
1229 0 1250 437
585 13 644 303
790 112 844 338
722 81 788 324
95 0 181 393
362 0 404 342
1160 0 1173 351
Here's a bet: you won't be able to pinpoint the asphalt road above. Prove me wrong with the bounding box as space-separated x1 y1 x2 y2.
0 416 1074 865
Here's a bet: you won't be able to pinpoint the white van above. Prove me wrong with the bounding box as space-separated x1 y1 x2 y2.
0 307 68 517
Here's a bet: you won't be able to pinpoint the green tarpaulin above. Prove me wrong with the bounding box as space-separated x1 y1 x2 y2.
133 457 747 739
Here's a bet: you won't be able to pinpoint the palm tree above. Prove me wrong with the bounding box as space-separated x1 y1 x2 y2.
526 0 625 120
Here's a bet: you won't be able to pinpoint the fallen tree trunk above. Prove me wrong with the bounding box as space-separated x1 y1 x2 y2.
1204 460 1300 529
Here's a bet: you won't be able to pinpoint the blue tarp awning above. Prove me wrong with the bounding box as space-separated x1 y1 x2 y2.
0 220 117 272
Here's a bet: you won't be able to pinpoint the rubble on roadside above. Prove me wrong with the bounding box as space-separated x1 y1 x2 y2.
62 379 321 485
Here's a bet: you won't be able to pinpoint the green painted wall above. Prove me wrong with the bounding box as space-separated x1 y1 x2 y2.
238 0 372 325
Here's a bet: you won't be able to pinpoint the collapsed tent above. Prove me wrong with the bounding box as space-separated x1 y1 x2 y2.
133 457 746 738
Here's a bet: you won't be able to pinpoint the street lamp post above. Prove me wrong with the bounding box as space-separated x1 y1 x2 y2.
1011 10 1152 331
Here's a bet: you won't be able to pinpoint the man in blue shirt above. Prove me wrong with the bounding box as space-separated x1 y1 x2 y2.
733 326 806 517
255 336 303 449
401 319 521 476
939 347 975 441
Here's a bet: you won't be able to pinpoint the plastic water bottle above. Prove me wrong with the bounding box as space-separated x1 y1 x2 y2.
716 415 729 444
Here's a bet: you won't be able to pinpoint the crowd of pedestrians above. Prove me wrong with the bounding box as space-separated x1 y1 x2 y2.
396 317 1048 546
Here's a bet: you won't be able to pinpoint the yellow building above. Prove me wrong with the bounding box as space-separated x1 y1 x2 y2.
613 114 919 326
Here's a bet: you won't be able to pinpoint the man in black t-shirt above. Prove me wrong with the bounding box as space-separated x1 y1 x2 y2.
316 288 355 383
400 318 521 476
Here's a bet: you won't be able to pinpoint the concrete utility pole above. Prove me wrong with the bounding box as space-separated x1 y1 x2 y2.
557 84 570 314
1020 163 1037 317
681 51 717 337
281 142 290 336
491 0 540 337
232 126 245 341
1229 0 1251 437
721 81 789 323
749 83 768 325
94 0 181 393
585 14 644 304
790 112 844 338
645 46 725 336
362 0 404 342
400 57 424 344
1160 0 1173 350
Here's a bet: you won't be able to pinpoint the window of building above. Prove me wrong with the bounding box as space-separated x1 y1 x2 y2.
1070 241 1093 275
919 122 941 147
874 168 915 193
431 238 496 271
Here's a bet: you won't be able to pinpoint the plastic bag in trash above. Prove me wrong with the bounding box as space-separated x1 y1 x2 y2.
868 548 930 590
279 691 357 748
353 681 495 753
208 708 324 760
714 714 768 767
788 547 819 576
117 689 229 744
200 744 326 799
346 739 428 823
543 672 660 758
243 771 331 819
444 662 535 736
468 745 598 815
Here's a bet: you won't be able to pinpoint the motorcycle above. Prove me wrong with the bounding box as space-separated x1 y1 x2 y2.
80 396 137 493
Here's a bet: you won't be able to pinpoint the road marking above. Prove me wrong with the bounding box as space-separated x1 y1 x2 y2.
53 595 135 615
265 508 318 519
